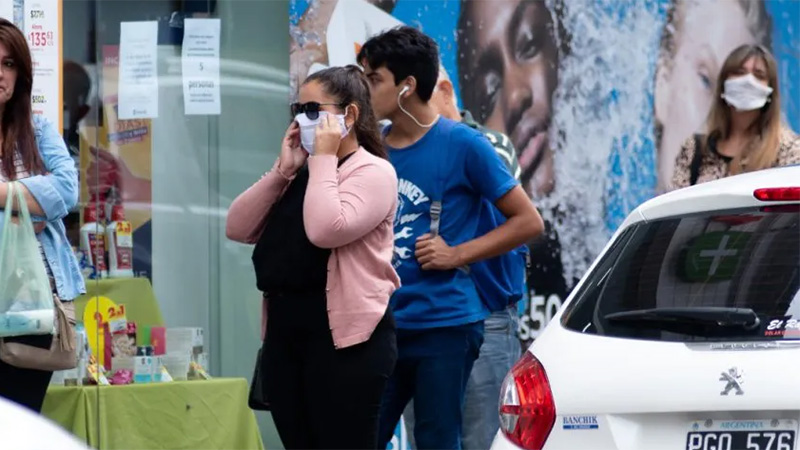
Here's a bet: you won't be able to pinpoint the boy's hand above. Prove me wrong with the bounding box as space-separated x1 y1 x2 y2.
415 234 463 270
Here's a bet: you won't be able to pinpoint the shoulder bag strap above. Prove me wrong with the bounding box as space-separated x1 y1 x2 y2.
690 134 704 186
429 119 451 238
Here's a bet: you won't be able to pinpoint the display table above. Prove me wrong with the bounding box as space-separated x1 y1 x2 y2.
42 378 264 450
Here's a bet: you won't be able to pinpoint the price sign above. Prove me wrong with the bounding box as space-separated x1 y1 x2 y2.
115 221 133 248
108 304 126 320
24 0 61 128
83 296 123 327
27 31 54 47
116 221 132 236
108 304 128 334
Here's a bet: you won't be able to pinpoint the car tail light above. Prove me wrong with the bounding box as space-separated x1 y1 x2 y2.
753 187 800 202
498 352 556 450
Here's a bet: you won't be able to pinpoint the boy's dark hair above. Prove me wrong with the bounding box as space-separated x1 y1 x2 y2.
357 26 440 102
304 65 388 160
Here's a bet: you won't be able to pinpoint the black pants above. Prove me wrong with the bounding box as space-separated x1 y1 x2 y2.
0 334 54 412
262 291 397 449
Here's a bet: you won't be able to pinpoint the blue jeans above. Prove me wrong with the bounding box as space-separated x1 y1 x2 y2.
378 322 484 450
403 309 520 450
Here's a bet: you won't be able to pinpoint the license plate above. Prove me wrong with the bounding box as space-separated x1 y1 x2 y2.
686 420 797 450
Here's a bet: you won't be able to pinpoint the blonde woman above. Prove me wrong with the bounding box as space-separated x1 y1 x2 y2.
670 44 800 190
655 0 773 191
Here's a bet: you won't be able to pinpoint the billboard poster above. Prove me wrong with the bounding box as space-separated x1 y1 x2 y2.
289 0 800 350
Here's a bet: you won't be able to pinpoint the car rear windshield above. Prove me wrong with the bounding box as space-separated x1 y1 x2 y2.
561 206 800 342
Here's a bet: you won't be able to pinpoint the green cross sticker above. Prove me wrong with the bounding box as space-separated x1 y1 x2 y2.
682 231 750 282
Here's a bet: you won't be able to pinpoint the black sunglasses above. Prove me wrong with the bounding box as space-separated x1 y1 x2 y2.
290 102 344 120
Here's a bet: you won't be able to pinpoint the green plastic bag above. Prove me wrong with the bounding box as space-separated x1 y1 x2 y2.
0 182 54 337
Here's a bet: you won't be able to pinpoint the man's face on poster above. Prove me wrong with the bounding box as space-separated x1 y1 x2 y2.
459 0 560 198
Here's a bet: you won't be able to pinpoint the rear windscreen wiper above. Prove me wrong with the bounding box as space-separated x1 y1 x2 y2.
605 307 761 336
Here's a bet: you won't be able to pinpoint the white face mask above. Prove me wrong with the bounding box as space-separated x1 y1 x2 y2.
294 109 350 154
721 73 773 111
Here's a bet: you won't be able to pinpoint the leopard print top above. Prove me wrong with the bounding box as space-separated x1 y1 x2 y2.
669 126 800 191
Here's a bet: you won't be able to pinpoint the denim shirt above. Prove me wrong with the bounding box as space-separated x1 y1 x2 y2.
0 116 86 301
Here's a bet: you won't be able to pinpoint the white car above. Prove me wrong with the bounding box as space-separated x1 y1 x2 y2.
0 397 88 449
493 165 800 450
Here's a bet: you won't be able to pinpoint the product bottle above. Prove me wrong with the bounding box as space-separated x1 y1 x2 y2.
106 205 134 278
80 206 108 279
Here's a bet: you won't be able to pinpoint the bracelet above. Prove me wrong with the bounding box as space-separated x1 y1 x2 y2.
275 164 292 180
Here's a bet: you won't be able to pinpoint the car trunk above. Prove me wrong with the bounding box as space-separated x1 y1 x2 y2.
535 329 800 450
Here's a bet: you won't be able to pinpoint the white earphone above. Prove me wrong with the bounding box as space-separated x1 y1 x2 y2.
396 83 439 128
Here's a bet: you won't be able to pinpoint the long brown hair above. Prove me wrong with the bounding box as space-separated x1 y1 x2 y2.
304 65 387 159
654 0 772 153
705 44 781 174
0 18 42 178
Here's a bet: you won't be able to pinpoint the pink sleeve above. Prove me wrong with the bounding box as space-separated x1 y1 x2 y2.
303 154 397 249
225 158 295 244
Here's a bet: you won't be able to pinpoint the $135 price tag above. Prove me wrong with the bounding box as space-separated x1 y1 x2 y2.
28 31 54 47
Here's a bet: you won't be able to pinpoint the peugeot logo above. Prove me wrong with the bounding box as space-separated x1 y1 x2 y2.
719 367 744 396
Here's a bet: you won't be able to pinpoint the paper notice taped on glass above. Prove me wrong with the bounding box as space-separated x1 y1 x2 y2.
118 21 159 120
182 18 221 115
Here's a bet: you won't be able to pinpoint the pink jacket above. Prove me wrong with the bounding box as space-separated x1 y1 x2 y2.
226 148 400 348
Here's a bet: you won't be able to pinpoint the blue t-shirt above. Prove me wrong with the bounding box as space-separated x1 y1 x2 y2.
388 118 518 329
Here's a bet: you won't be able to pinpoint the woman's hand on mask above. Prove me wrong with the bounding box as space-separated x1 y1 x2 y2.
279 121 307 175
314 114 343 156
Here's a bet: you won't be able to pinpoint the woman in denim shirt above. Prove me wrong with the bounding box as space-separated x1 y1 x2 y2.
0 19 84 413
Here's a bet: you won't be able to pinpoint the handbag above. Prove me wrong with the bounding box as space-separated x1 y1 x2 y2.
248 347 270 410
0 182 55 338
0 181 77 371
0 294 77 371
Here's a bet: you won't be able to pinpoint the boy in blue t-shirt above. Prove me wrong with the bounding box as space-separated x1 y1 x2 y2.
358 26 544 450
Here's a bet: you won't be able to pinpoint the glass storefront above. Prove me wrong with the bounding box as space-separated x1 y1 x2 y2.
33 0 289 447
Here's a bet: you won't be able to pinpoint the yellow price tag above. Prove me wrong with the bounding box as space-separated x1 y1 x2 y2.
115 221 133 248
82 296 119 368
116 221 132 237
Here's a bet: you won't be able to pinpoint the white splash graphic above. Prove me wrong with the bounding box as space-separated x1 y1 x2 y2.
541 0 662 284
398 213 423 225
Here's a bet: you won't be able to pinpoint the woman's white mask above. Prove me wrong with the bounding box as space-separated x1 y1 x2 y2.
295 107 351 154
721 73 773 111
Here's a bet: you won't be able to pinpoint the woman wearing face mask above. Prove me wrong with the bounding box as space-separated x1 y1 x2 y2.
670 45 799 190
226 65 399 450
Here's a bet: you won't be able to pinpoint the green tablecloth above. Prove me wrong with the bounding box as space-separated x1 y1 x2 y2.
42 378 264 450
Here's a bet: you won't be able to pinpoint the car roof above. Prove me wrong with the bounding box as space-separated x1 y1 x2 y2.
619 165 800 228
